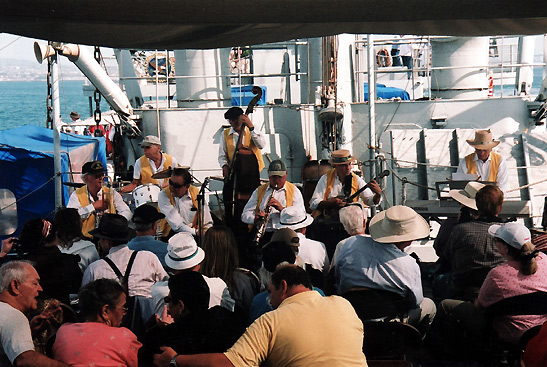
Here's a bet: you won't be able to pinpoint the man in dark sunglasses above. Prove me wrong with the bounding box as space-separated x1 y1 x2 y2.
158 168 213 238
67 160 132 239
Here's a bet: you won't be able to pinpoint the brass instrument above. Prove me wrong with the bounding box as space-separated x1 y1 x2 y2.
252 185 278 245
96 176 114 227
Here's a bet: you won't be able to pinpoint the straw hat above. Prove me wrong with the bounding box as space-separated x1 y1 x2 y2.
466 130 500 149
275 206 314 230
329 149 356 165
165 233 205 270
449 181 485 210
369 206 430 243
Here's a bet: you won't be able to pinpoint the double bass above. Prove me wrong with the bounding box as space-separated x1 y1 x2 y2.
223 86 263 231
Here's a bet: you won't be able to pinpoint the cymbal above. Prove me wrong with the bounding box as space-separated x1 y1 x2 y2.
151 166 190 179
63 182 85 188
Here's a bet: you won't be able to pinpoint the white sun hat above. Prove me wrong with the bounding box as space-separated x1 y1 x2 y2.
449 181 485 211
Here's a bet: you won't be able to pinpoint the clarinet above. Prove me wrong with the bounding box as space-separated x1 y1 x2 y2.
252 185 278 245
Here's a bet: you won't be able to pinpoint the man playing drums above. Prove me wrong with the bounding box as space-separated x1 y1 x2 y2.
120 135 179 193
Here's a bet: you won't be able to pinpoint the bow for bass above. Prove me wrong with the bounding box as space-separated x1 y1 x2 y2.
344 170 390 203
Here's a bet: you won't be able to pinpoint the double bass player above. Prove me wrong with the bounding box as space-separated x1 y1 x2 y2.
219 97 265 232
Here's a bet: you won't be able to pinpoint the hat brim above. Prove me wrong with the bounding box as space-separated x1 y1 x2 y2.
449 189 478 210
466 140 500 149
488 224 502 238
275 214 314 230
88 227 136 242
330 156 357 165
268 170 287 176
164 246 205 270
369 210 430 243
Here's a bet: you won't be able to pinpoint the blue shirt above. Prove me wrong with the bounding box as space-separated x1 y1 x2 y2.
127 235 168 269
334 235 423 307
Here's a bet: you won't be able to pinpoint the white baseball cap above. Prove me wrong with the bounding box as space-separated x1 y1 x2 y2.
488 222 531 250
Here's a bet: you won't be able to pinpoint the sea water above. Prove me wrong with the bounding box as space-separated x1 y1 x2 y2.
0 80 110 131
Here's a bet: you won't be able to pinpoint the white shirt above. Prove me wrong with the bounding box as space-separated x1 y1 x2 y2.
218 127 266 168
157 189 213 236
132 153 179 188
456 153 509 193
0 302 35 365
241 183 306 231
67 186 132 221
82 245 167 297
296 233 330 275
58 239 100 273
309 173 379 211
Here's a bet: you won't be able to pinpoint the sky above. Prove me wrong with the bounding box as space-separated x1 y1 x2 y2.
0 33 114 61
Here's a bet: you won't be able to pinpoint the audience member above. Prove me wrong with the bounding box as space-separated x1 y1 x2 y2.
441 184 505 300
52 279 141 367
150 232 235 321
54 208 99 272
153 265 367 367
20 218 82 305
140 272 244 365
333 205 436 336
0 261 70 367
127 204 169 269
199 226 260 313
435 222 547 359
523 320 547 367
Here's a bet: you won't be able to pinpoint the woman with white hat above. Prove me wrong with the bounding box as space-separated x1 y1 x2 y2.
435 222 547 359
455 129 509 192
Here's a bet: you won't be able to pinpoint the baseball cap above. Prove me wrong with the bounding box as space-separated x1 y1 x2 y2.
140 135 161 147
268 159 287 177
488 222 531 250
82 161 105 175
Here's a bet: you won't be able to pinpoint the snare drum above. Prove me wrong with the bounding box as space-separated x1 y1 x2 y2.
133 184 161 208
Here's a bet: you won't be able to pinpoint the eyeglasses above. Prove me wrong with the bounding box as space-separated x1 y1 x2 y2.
113 305 128 314
169 179 185 189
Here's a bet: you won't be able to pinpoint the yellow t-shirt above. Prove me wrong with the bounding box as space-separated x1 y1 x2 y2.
224 291 367 367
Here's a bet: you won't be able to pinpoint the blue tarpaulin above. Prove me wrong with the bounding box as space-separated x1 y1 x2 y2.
0 125 106 235
364 83 410 102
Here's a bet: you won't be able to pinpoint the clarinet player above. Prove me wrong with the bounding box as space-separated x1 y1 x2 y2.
241 160 306 246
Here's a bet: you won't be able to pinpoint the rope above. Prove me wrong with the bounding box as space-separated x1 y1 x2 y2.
506 177 547 193
381 156 437 191
0 174 57 212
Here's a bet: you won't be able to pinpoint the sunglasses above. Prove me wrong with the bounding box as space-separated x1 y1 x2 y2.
169 179 185 189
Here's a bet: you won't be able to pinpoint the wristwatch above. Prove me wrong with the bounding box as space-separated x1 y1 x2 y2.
169 354 179 367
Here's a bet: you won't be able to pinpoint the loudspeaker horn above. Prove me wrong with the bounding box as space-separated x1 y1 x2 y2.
33 42 56 64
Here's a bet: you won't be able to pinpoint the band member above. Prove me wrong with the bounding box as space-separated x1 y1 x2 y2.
308 149 382 259
456 129 508 192
309 149 382 215
219 106 266 231
120 135 179 193
158 167 213 238
67 161 132 239
242 160 305 244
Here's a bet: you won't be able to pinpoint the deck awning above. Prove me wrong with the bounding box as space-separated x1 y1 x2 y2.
2 0 547 49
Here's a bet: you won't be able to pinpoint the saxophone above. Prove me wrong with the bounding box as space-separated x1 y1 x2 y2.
252 184 278 245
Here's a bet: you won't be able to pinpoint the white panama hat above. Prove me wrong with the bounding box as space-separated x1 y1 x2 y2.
449 181 485 211
275 206 314 230
369 206 430 243
165 232 204 270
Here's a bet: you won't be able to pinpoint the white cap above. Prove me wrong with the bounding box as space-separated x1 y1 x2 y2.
140 135 161 147
488 222 531 250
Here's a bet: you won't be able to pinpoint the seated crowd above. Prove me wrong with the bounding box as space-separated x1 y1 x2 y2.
1 181 547 366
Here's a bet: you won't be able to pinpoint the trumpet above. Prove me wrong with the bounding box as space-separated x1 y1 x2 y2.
252 184 278 245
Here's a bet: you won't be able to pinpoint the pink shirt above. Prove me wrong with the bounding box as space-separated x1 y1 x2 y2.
478 253 547 344
52 322 141 367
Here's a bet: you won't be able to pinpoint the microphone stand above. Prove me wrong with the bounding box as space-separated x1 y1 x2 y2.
196 177 209 248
